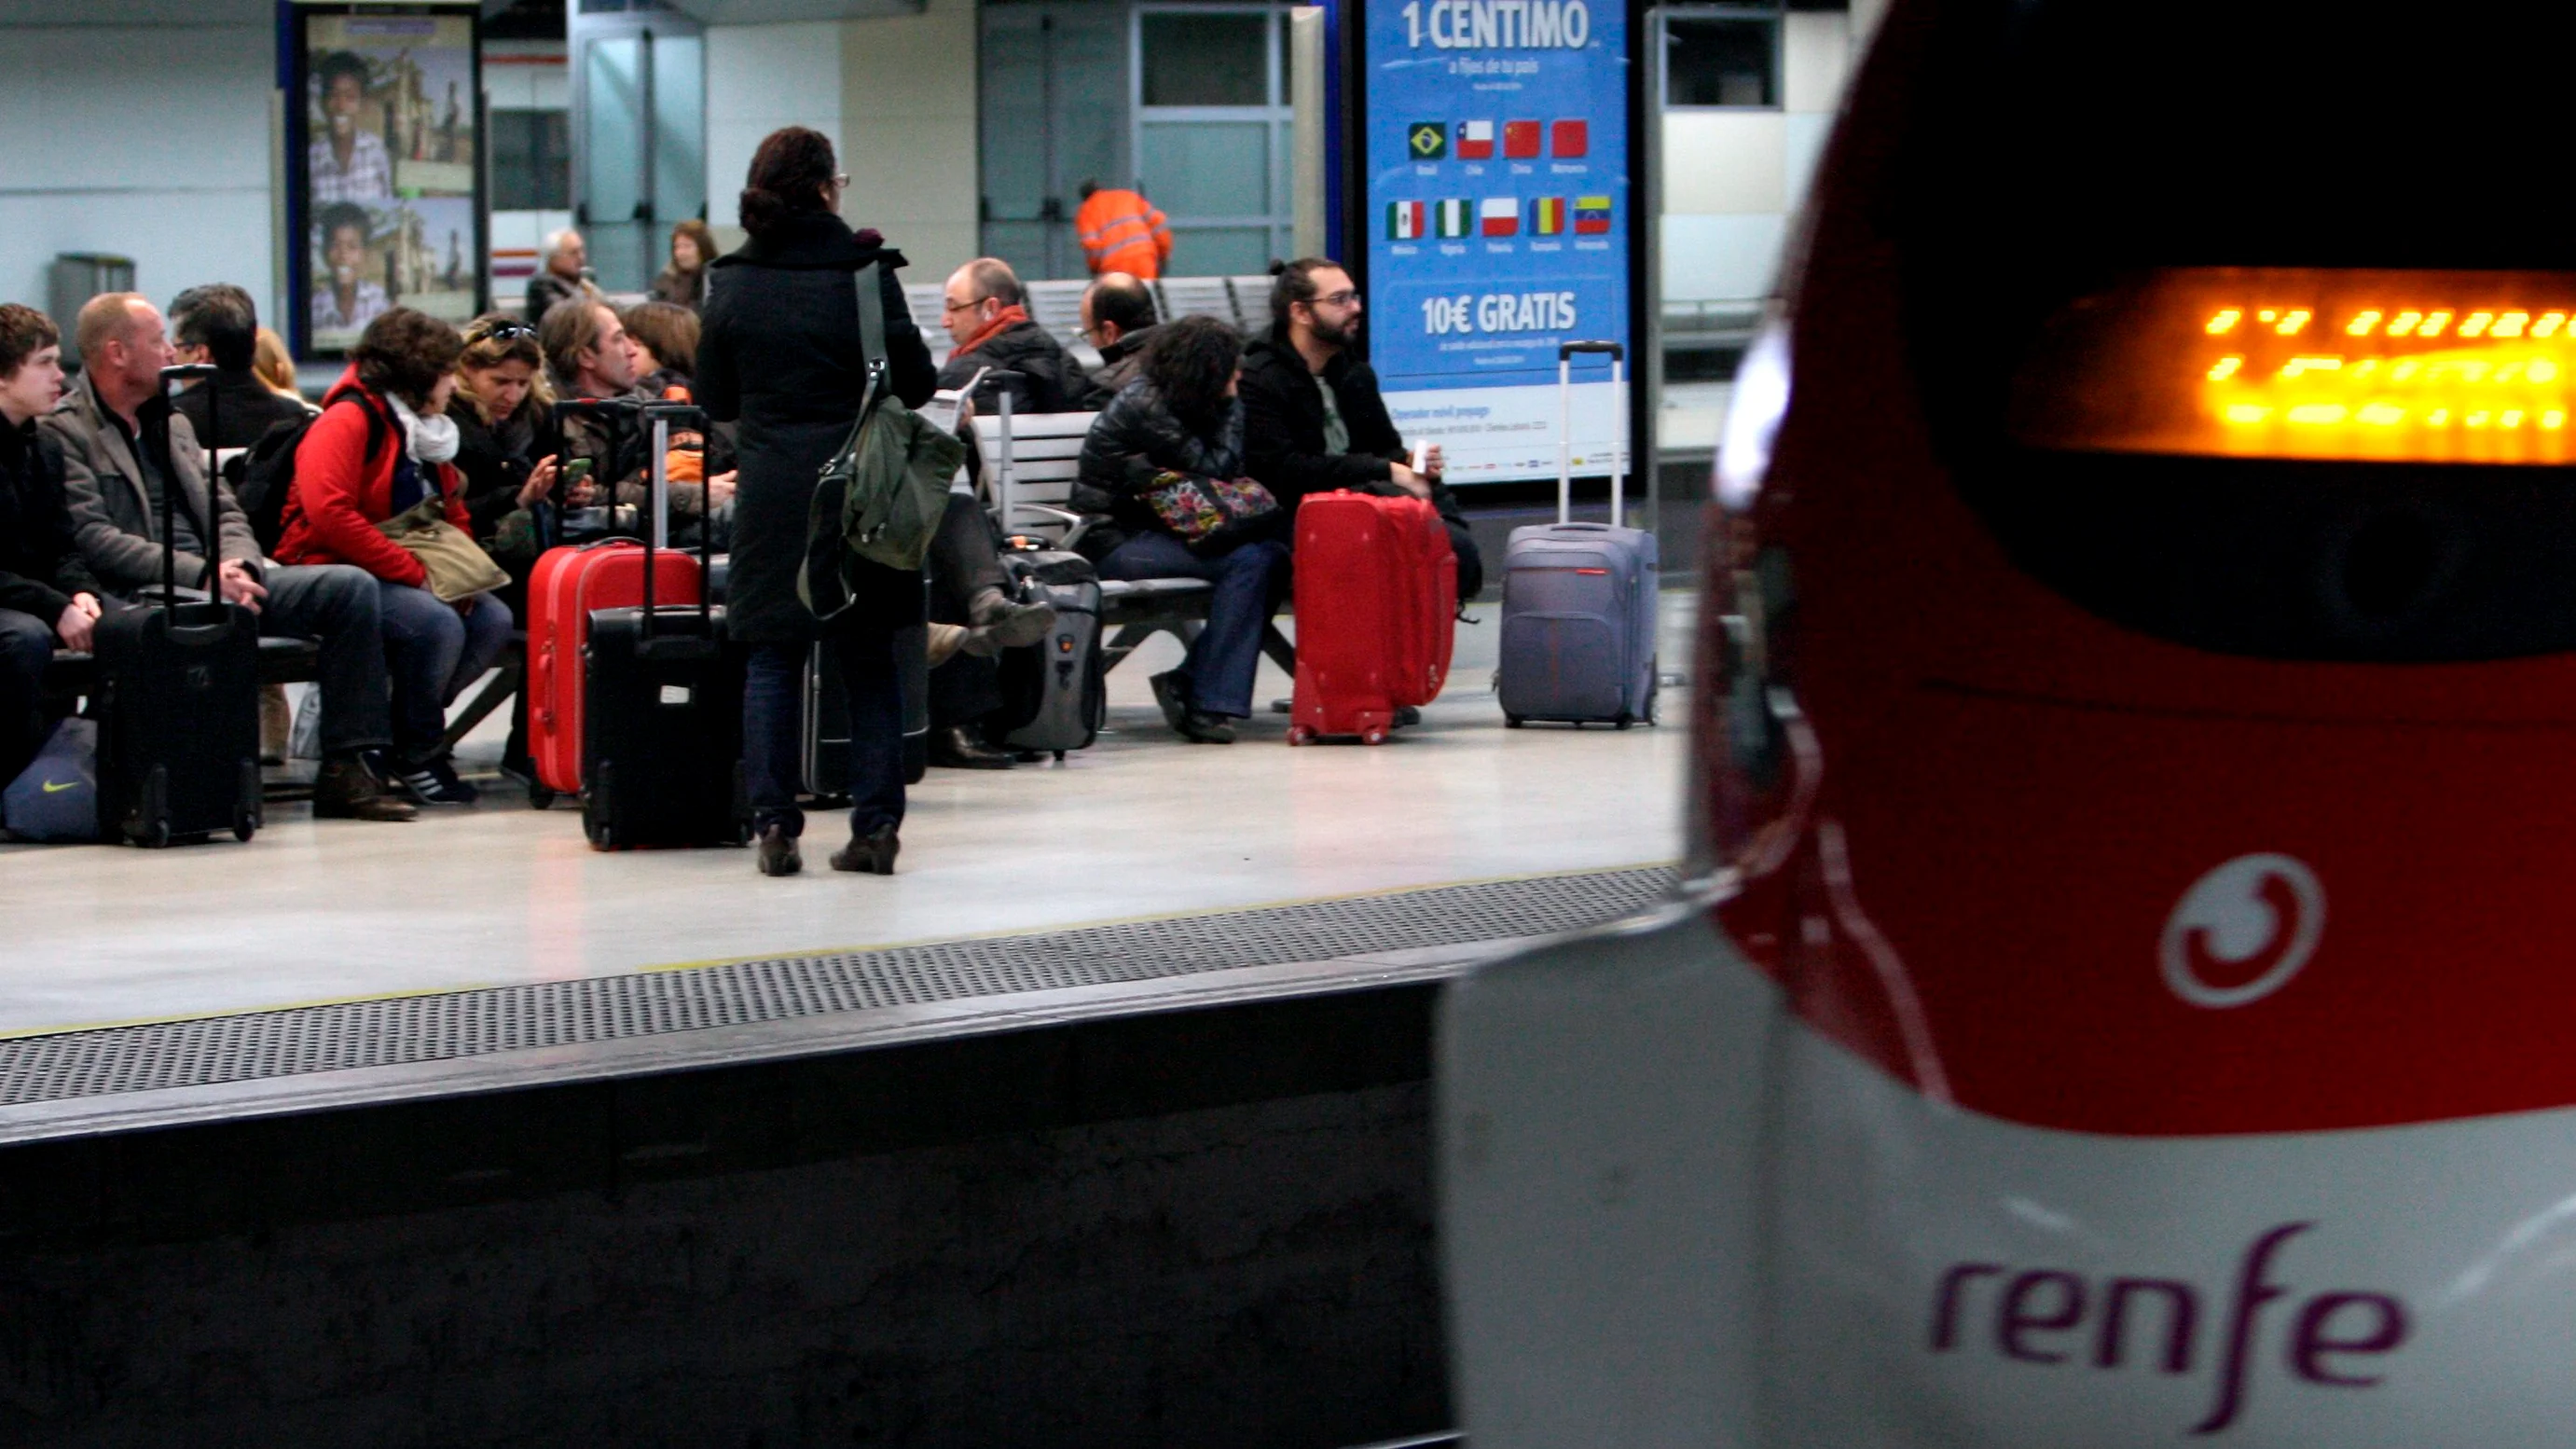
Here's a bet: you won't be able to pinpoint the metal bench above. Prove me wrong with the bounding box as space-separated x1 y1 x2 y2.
1155 276 1236 328
970 409 1294 681
1022 279 1100 367
1224 275 1278 336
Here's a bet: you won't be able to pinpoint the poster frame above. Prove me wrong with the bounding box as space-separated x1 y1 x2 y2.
282 0 490 361
1336 0 1656 492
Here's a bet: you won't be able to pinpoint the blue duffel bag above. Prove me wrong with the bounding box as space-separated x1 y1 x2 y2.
4 716 101 842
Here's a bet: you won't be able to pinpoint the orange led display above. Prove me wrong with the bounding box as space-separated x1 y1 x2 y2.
2008 268 2576 464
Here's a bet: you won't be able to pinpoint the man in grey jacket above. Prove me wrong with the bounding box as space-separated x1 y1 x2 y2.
45 294 414 821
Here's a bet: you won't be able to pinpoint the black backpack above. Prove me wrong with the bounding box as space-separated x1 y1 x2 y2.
236 393 391 556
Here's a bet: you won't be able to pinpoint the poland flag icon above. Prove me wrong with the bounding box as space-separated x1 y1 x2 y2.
1479 197 1519 237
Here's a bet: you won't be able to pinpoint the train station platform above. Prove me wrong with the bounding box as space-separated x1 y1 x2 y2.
0 593 1692 1448
0 591 1694 1143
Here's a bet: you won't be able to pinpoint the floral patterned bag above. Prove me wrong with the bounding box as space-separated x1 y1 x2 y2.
1140 471 1283 553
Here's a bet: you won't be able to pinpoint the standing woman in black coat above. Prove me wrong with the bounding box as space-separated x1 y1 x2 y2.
696 128 938 876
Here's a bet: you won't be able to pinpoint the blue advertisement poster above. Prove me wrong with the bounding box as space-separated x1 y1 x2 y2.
1363 0 1632 482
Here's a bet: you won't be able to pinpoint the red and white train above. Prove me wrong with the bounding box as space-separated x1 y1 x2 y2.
1440 2 2576 1442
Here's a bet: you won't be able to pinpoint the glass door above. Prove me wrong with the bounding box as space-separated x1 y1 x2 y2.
981 1 1131 281
1133 4 1292 277
573 17 705 294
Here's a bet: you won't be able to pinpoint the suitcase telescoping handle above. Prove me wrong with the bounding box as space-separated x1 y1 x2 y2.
636 400 710 640
158 363 222 609
982 368 1025 535
1555 340 1625 529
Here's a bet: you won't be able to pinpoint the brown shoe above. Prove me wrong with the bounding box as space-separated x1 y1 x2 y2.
926 622 971 669
829 822 900 875
312 756 419 821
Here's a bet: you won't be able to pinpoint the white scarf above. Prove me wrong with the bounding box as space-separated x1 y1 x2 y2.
389 393 461 465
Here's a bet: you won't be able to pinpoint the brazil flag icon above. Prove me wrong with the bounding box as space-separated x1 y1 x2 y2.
1407 122 1448 161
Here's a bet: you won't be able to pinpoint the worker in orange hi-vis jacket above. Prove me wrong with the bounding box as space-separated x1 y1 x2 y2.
1074 181 1174 280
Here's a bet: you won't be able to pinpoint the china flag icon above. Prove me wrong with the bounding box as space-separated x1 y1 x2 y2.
1502 120 1542 159
1550 119 1589 158
1456 120 1495 160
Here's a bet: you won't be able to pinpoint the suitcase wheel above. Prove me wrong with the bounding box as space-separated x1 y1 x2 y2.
233 813 256 843
137 821 172 849
1362 727 1390 746
1053 751 1067 762
1504 715 1525 728
1287 725 1316 746
1616 715 1633 730
528 786 557 810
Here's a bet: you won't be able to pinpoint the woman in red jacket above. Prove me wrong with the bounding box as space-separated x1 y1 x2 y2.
275 309 512 806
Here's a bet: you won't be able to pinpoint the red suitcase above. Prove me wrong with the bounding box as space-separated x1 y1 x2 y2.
1288 490 1458 745
525 539 704 803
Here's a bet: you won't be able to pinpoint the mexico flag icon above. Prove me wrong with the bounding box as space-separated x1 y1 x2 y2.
1480 197 1520 237
1456 119 1496 160
1387 200 1426 241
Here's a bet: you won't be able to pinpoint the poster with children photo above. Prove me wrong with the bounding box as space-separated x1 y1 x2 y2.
310 198 481 352
307 11 478 202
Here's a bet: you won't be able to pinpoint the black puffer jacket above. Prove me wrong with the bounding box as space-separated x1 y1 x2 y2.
938 321 1108 417
1237 329 1407 506
0 417 100 623
696 211 937 642
447 396 560 545
1071 380 1249 562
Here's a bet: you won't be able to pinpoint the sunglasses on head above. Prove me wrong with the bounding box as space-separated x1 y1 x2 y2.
475 321 538 342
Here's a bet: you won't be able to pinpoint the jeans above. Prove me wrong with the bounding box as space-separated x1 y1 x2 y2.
1096 532 1291 719
378 582 514 763
0 607 51 783
260 563 392 755
742 622 905 840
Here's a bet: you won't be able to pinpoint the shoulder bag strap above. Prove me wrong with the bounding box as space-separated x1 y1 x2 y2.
852 260 889 404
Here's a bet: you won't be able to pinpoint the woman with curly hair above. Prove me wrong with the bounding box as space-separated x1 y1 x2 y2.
276 308 513 805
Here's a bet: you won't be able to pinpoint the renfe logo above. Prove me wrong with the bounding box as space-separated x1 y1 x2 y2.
1929 1223 2409 1435
2160 854 2325 1009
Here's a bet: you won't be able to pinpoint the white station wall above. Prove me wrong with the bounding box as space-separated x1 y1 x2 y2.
1660 10 1856 306
0 18 280 338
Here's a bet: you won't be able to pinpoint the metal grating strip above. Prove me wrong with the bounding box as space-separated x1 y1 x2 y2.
0 867 1670 1108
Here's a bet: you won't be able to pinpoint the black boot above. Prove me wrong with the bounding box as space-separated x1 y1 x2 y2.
830 822 901 875
755 823 803 876
929 724 1014 769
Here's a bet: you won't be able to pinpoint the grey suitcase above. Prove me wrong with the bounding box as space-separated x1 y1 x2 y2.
1497 341 1659 728
993 547 1104 760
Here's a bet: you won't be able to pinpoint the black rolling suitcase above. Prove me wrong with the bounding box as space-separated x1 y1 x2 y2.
582 402 750 849
992 545 1103 760
804 588 930 801
94 364 261 848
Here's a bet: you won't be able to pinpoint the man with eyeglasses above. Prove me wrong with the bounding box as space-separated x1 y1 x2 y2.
1240 255 1484 600
169 283 317 451
933 257 1106 416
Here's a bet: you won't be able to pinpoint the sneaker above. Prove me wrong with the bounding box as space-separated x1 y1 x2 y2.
393 754 480 806
311 756 418 822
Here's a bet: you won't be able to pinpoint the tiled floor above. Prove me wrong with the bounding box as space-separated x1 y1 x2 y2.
0 594 1696 1036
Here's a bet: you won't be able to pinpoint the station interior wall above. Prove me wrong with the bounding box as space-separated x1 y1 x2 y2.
0 0 282 336
0 0 1891 340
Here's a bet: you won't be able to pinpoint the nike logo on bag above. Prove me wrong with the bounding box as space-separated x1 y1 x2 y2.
40 780 77 794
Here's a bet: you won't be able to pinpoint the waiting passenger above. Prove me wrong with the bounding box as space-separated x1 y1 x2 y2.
448 315 571 785
522 229 602 326
0 305 103 786
541 298 654 536
1075 315 1288 743
1083 271 1161 393
170 283 314 449
272 309 512 807
653 219 720 312
47 294 414 821
935 257 1105 416
698 125 940 876
1239 256 1484 600
312 203 391 337
616 300 737 542
253 327 305 402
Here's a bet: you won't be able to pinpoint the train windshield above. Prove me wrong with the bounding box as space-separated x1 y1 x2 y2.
2010 269 2576 466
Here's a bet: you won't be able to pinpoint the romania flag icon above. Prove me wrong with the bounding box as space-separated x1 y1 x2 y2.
1573 195 1612 234
1527 197 1566 236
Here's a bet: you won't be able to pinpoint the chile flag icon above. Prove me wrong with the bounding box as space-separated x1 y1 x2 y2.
1456 120 1495 160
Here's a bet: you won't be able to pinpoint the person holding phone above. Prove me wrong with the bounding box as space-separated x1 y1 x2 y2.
448 313 578 784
